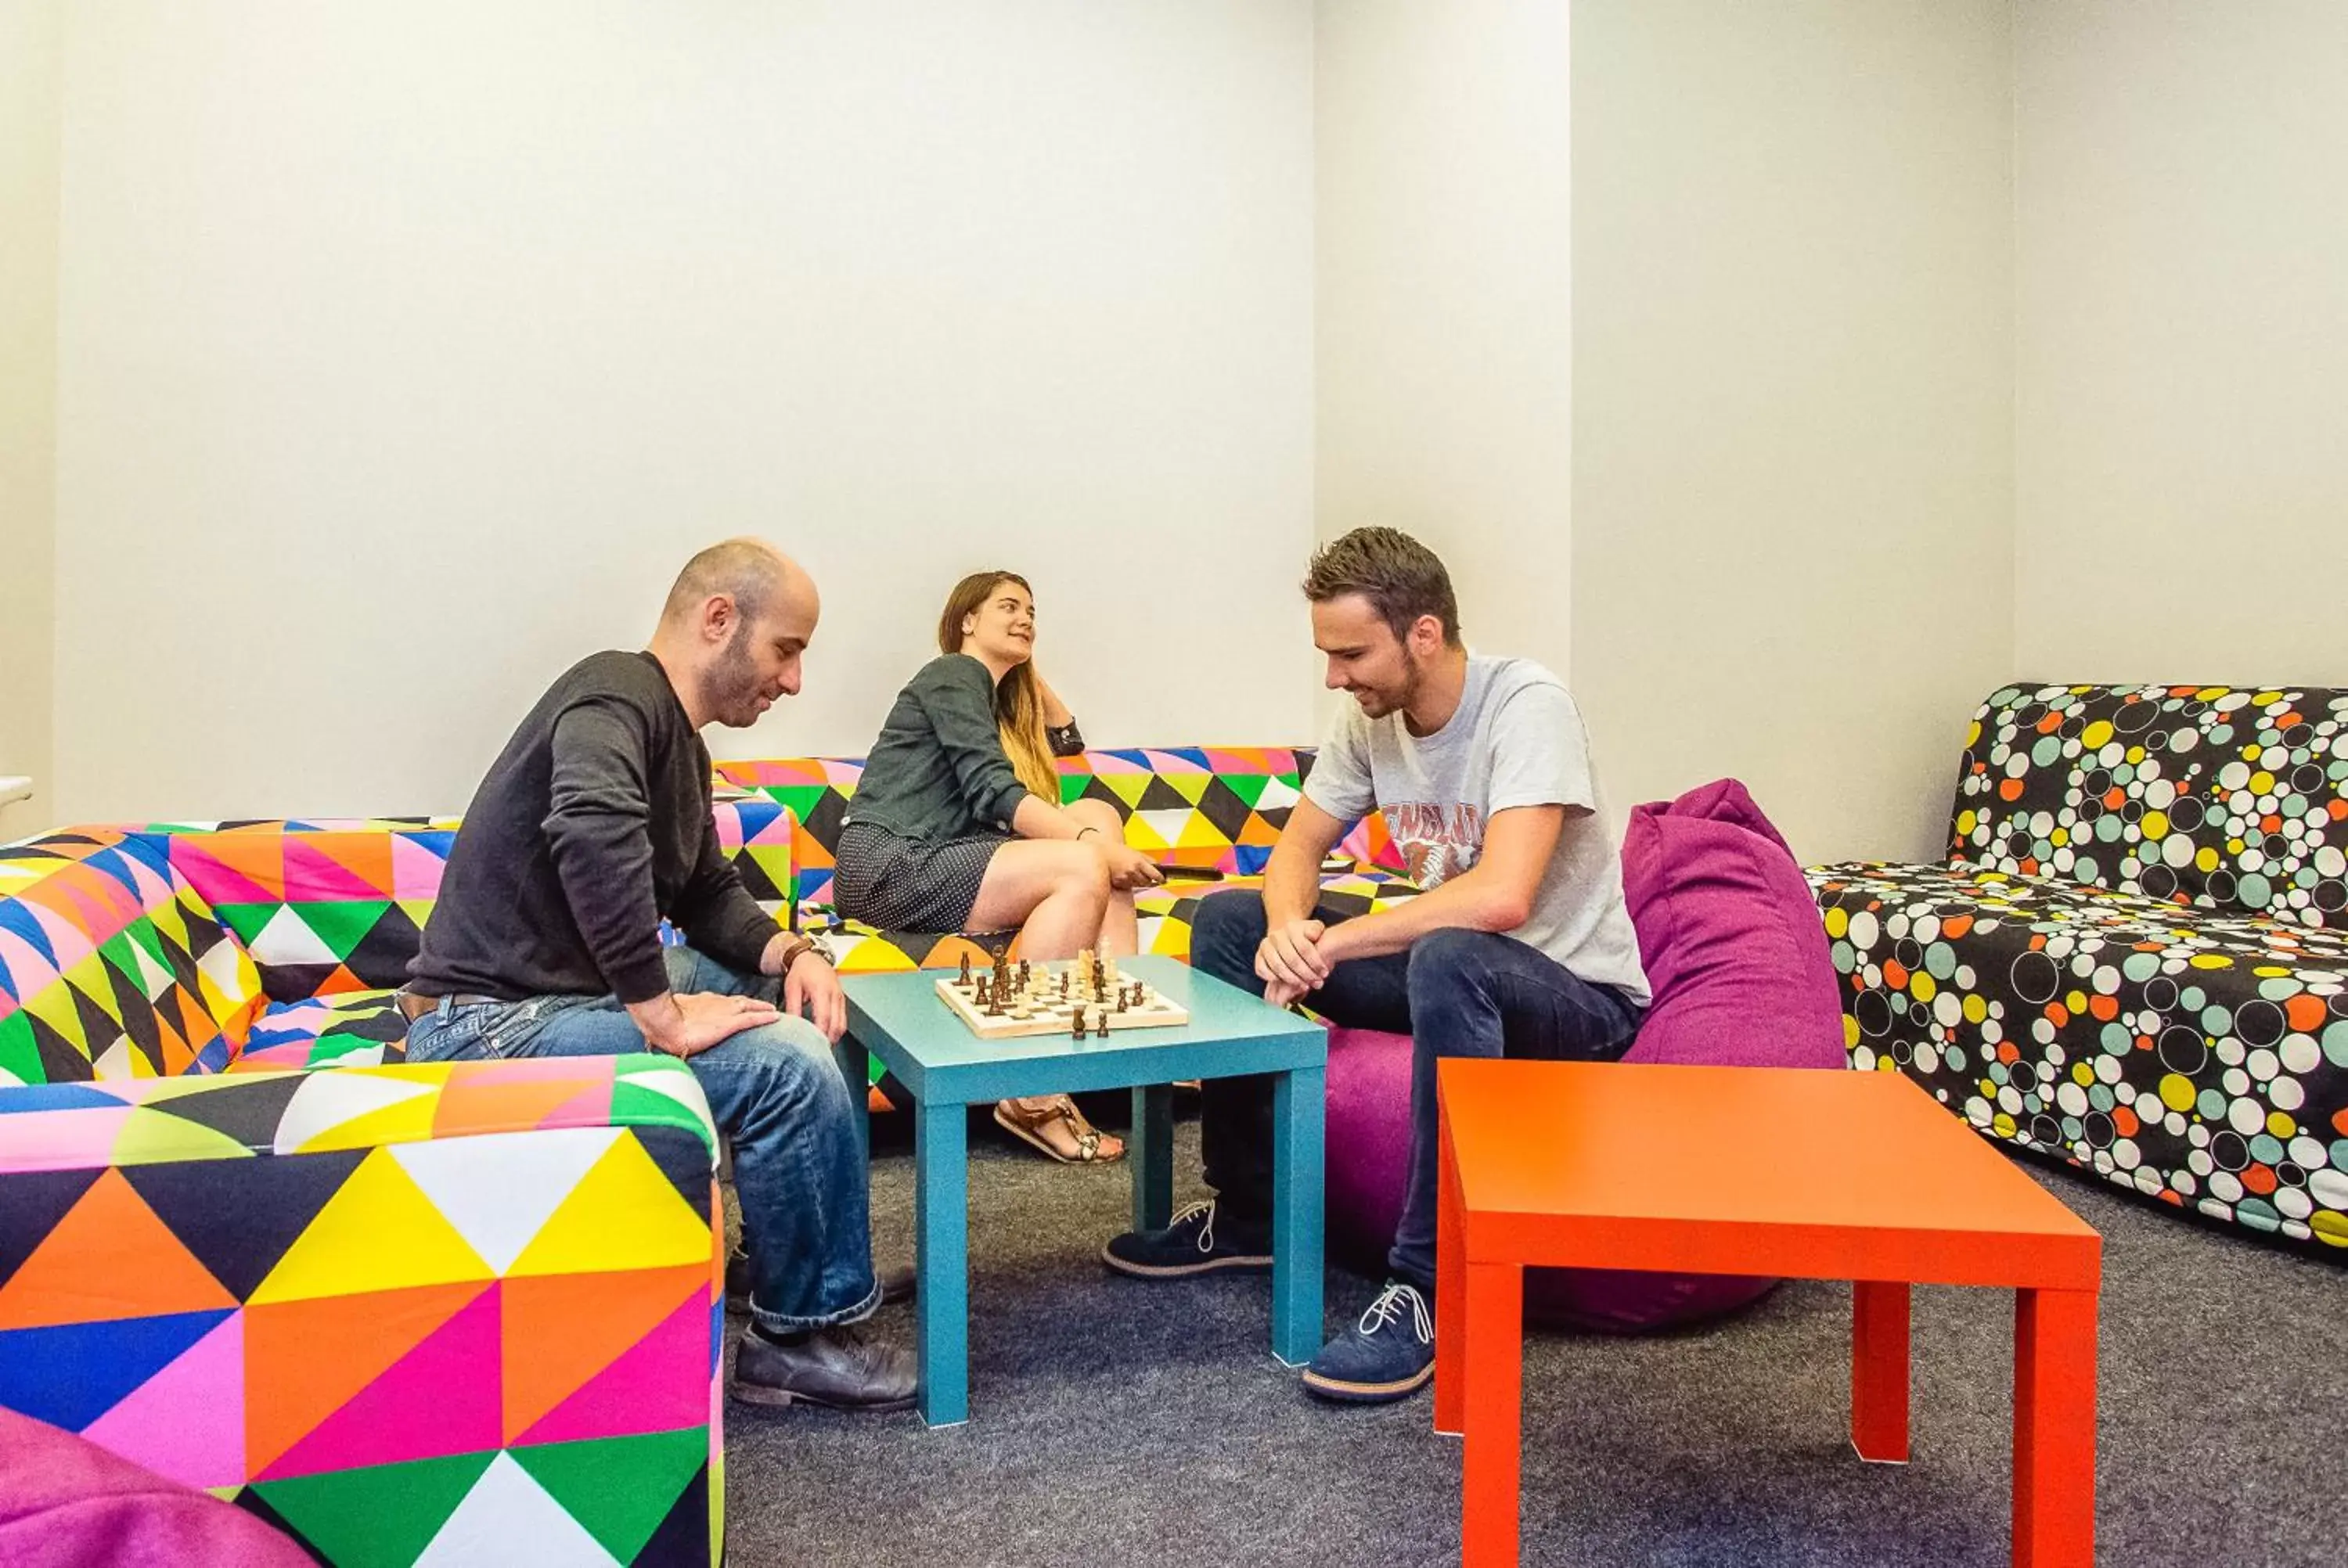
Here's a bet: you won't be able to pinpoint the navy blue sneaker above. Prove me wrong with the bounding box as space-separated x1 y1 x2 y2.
1301 1281 1435 1404
1101 1199 1273 1278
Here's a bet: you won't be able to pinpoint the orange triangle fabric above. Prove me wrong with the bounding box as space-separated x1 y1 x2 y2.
500 1264 708 1443
244 1280 492 1476
294 834 397 897
0 1169 237 1329
315 965 368 998
431 1069 618 1142
182 836 290 901
160 1023 200 1077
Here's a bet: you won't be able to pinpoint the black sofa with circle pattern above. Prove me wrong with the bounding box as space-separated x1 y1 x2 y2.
1809 685 2348 1253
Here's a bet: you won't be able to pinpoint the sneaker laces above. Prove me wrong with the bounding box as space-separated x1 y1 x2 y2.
1356 1281 1431 1344
1168 1199 1219 1253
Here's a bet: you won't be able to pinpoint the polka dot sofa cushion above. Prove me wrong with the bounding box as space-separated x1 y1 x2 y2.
1812 684 2348 1251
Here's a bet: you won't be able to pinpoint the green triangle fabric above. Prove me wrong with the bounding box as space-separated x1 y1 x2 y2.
512 1428 709 1563
1224 773 1271 807
213 902 280 948
299 900 394 962
98 930 149 995
610 1081 715 1143
0 1010 40 1084
252 1449 499 1568
764 784 830 823
124 920 176 987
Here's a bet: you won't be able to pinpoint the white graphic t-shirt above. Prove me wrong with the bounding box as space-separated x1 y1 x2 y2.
1303 655 1650 1005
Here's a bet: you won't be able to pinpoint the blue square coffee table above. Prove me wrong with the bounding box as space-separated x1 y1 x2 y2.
834 954 1328 1426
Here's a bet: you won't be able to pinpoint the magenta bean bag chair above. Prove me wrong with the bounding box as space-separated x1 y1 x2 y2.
1323 777 1847 1331
0 1408 313 1568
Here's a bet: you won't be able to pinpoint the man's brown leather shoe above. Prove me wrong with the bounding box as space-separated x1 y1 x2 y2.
729 1324 917 1412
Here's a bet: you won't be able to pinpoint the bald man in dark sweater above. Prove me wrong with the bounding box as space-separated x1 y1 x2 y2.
403 539 914 1413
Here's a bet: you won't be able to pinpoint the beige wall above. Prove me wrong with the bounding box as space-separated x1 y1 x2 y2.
0 0 60 839
1570 0 2016 864
52 1 1316 824
2015 1 2348 685
1313 0 1573 727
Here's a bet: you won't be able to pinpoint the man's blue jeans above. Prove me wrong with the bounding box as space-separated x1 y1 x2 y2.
1192 890 1642 1293
403 945 880 1335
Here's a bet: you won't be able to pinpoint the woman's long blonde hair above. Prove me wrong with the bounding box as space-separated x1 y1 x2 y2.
939 571 1060 803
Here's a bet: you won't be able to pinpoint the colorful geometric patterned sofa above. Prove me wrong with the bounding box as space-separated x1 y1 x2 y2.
0 828 729 1565
1811 685 2348 1253
712 744 1417 974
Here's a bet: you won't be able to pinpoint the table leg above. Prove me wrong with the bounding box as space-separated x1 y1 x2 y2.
832 1036 870 1163
2014 1286 2097 1568
1460 1261 1524 1568
1269 1065 1325 1367
913 1098 969 1427
1435 1092 1465 1437
1852 1279 1911 1463
1131 1083 1173 1232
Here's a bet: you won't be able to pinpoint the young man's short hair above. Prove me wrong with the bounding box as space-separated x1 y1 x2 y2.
1301 527 1462 647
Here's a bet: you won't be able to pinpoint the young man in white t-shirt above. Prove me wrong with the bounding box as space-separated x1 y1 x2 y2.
1104 527 1651 1404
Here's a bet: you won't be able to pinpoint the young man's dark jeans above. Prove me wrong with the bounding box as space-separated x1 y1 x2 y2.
1193 890 1642 1292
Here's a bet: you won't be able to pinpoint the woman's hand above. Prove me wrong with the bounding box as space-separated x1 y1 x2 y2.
1097 839 1165 891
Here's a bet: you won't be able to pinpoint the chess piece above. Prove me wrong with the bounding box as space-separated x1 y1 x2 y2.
1070 1009 1086 1040
960 954 973 987
1095 1009 1111 1039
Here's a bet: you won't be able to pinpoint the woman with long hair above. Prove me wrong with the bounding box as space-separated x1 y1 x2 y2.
834 570 1161 1163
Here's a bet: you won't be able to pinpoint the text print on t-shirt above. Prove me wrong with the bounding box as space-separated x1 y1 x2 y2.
1388 801 1484 889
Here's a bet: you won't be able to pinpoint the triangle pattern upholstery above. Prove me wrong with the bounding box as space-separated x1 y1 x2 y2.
0 1055 722 1565
2 740 1414 1565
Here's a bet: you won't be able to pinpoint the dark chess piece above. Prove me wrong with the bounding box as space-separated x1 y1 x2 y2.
1070 1009 1086 1039
960 954 974 987
1094 1009 1111 1039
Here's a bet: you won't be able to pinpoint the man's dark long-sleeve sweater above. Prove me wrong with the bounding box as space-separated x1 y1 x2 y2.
410 650 779 1003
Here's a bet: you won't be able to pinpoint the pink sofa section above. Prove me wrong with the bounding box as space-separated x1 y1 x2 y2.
0 1407 313 1568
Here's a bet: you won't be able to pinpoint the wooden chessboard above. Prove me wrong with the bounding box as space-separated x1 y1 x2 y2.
935 959 1190 1040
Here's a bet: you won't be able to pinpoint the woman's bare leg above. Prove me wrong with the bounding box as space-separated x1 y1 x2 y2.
1065 797 1140 956
964 835 1123 1160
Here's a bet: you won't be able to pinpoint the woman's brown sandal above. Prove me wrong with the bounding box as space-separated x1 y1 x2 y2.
993 1095 1126 1164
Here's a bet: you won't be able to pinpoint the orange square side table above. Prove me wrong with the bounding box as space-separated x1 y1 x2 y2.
1434 1059 2101 1568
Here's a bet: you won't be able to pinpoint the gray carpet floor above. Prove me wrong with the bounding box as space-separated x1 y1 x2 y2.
718 1104 2345 1567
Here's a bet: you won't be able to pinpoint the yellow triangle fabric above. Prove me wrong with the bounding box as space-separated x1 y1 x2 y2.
1176 814 1233 848
288 1093 441 1155
1165 774 1212 804
65 953 126 1028
250 1147 495 1304
508 1132 713 1278
113 1106 255 1163
23 981 89 1055
1102 774 1152 809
